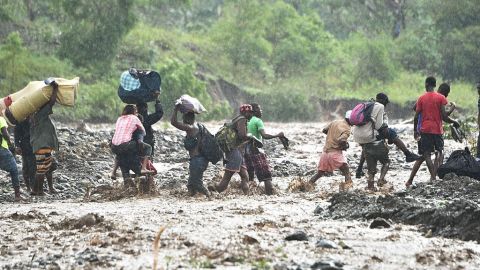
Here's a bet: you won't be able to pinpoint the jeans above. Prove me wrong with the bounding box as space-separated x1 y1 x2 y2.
0 148 19 188
188 155 209 195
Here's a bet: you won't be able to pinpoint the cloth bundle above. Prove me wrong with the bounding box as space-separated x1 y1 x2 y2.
175 94 207 114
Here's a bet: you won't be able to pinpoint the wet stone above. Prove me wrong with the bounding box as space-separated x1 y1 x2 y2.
369 218 392 229
285 231 308 241
316 239 339 249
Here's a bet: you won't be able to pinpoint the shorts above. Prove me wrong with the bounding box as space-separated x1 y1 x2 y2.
224 148 246 173
244 149 272 182
418 133 444 155
318 150 346 173
35 148 57 176
377 127 398 145
362 141 389 175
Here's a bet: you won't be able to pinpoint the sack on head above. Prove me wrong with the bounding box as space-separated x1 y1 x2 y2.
349 102 375 126
198 124 223 164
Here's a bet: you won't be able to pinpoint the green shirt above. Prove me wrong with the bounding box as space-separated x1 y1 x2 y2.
247 116 265 141
0 116 9 149
30 104 59 153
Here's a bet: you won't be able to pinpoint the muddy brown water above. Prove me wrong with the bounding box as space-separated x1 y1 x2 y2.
1 121 479 269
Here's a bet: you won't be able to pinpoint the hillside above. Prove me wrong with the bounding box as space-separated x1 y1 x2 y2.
0 0 479 122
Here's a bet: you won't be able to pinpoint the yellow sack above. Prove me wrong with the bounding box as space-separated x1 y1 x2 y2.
2 77 79 124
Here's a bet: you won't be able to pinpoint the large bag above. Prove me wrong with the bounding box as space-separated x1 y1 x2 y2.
349 102 375 126
1 77 79 125
215 116 245 153
118 70 161 104
175 94 207 114
437 148 480 180
198 123 223 164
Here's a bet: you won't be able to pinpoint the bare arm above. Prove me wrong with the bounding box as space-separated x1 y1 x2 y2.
445 102 456 116
441 105 459 126
48 82 59 107
170 107 194 133
260 129 283 139
1 127 12 148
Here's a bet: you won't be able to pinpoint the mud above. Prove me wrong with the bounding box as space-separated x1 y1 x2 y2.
0 121 479 269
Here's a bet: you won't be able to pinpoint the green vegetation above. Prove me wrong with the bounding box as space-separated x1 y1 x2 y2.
0 0 478 122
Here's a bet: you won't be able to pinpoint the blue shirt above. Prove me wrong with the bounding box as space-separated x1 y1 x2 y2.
120 71 140 91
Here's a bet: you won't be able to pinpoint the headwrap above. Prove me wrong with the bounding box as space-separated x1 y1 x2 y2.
240 104 253 113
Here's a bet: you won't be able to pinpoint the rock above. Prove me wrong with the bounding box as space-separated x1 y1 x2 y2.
285 231 308 241
243 234 259 245
369 218 391 229
316 239 339 249
74 213 104 229
314 205 323 215
311 259 344 270
337 240 351 250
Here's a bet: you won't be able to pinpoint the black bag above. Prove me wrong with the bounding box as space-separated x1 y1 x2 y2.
198 123 223 164
437 148 480 180
118 70 162 104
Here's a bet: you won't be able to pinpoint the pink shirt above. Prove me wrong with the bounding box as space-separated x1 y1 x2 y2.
111 115 145 145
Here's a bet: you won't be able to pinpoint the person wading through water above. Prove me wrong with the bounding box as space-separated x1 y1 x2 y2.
111 104 153 187
244 103 285 195
406 82 456 187
30 80 60 196
355 94 420 179
0 115 22 201
14 118 35 193
209 104 253 195
406 77 459 187
110 100 163 180
353 93 392 191
309 110 353 191
171 105 211 197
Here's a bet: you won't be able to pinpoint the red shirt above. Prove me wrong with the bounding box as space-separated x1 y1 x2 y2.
112 114 145 145
415 92 448 135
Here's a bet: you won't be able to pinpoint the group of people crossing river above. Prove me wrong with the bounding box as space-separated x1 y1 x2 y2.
1 76 479 201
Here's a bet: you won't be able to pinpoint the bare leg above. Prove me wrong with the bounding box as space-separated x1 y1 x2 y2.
111 159 119 180
32 174 45 196
355 153 366 178
309 171 326 184
213 170 235 193
377 161 390 186
423 152 435 181
432 151 443 181
264 179 273 195
406 157 425 187
46 170 56 193
339 164 352 183
393 138 409 154
239 167 250 195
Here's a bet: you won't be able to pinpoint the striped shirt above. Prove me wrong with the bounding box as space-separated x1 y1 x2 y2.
112 115 145 145
120 71 140 91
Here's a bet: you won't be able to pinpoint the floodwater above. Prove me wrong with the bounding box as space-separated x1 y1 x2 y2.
0 121 479 269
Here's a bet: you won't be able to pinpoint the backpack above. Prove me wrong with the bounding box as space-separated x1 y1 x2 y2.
198 123 223 164
437 148 480 180
215 116 245 153
349 102 375 126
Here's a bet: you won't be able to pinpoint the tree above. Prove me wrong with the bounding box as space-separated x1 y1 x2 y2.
58 0 136 72
0 32 28 93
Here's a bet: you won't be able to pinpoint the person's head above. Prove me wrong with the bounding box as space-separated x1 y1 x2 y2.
239 104 253 119
345 110 352 125
425 76 436 91
183 112 195 124
437 83 451 97
122 104 137 115
376 93 390 106
250 103 262 118
476 81 480 95
136 102 148 114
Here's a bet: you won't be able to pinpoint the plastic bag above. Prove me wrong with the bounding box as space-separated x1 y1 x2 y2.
438 148 480 180
175 94 206 114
